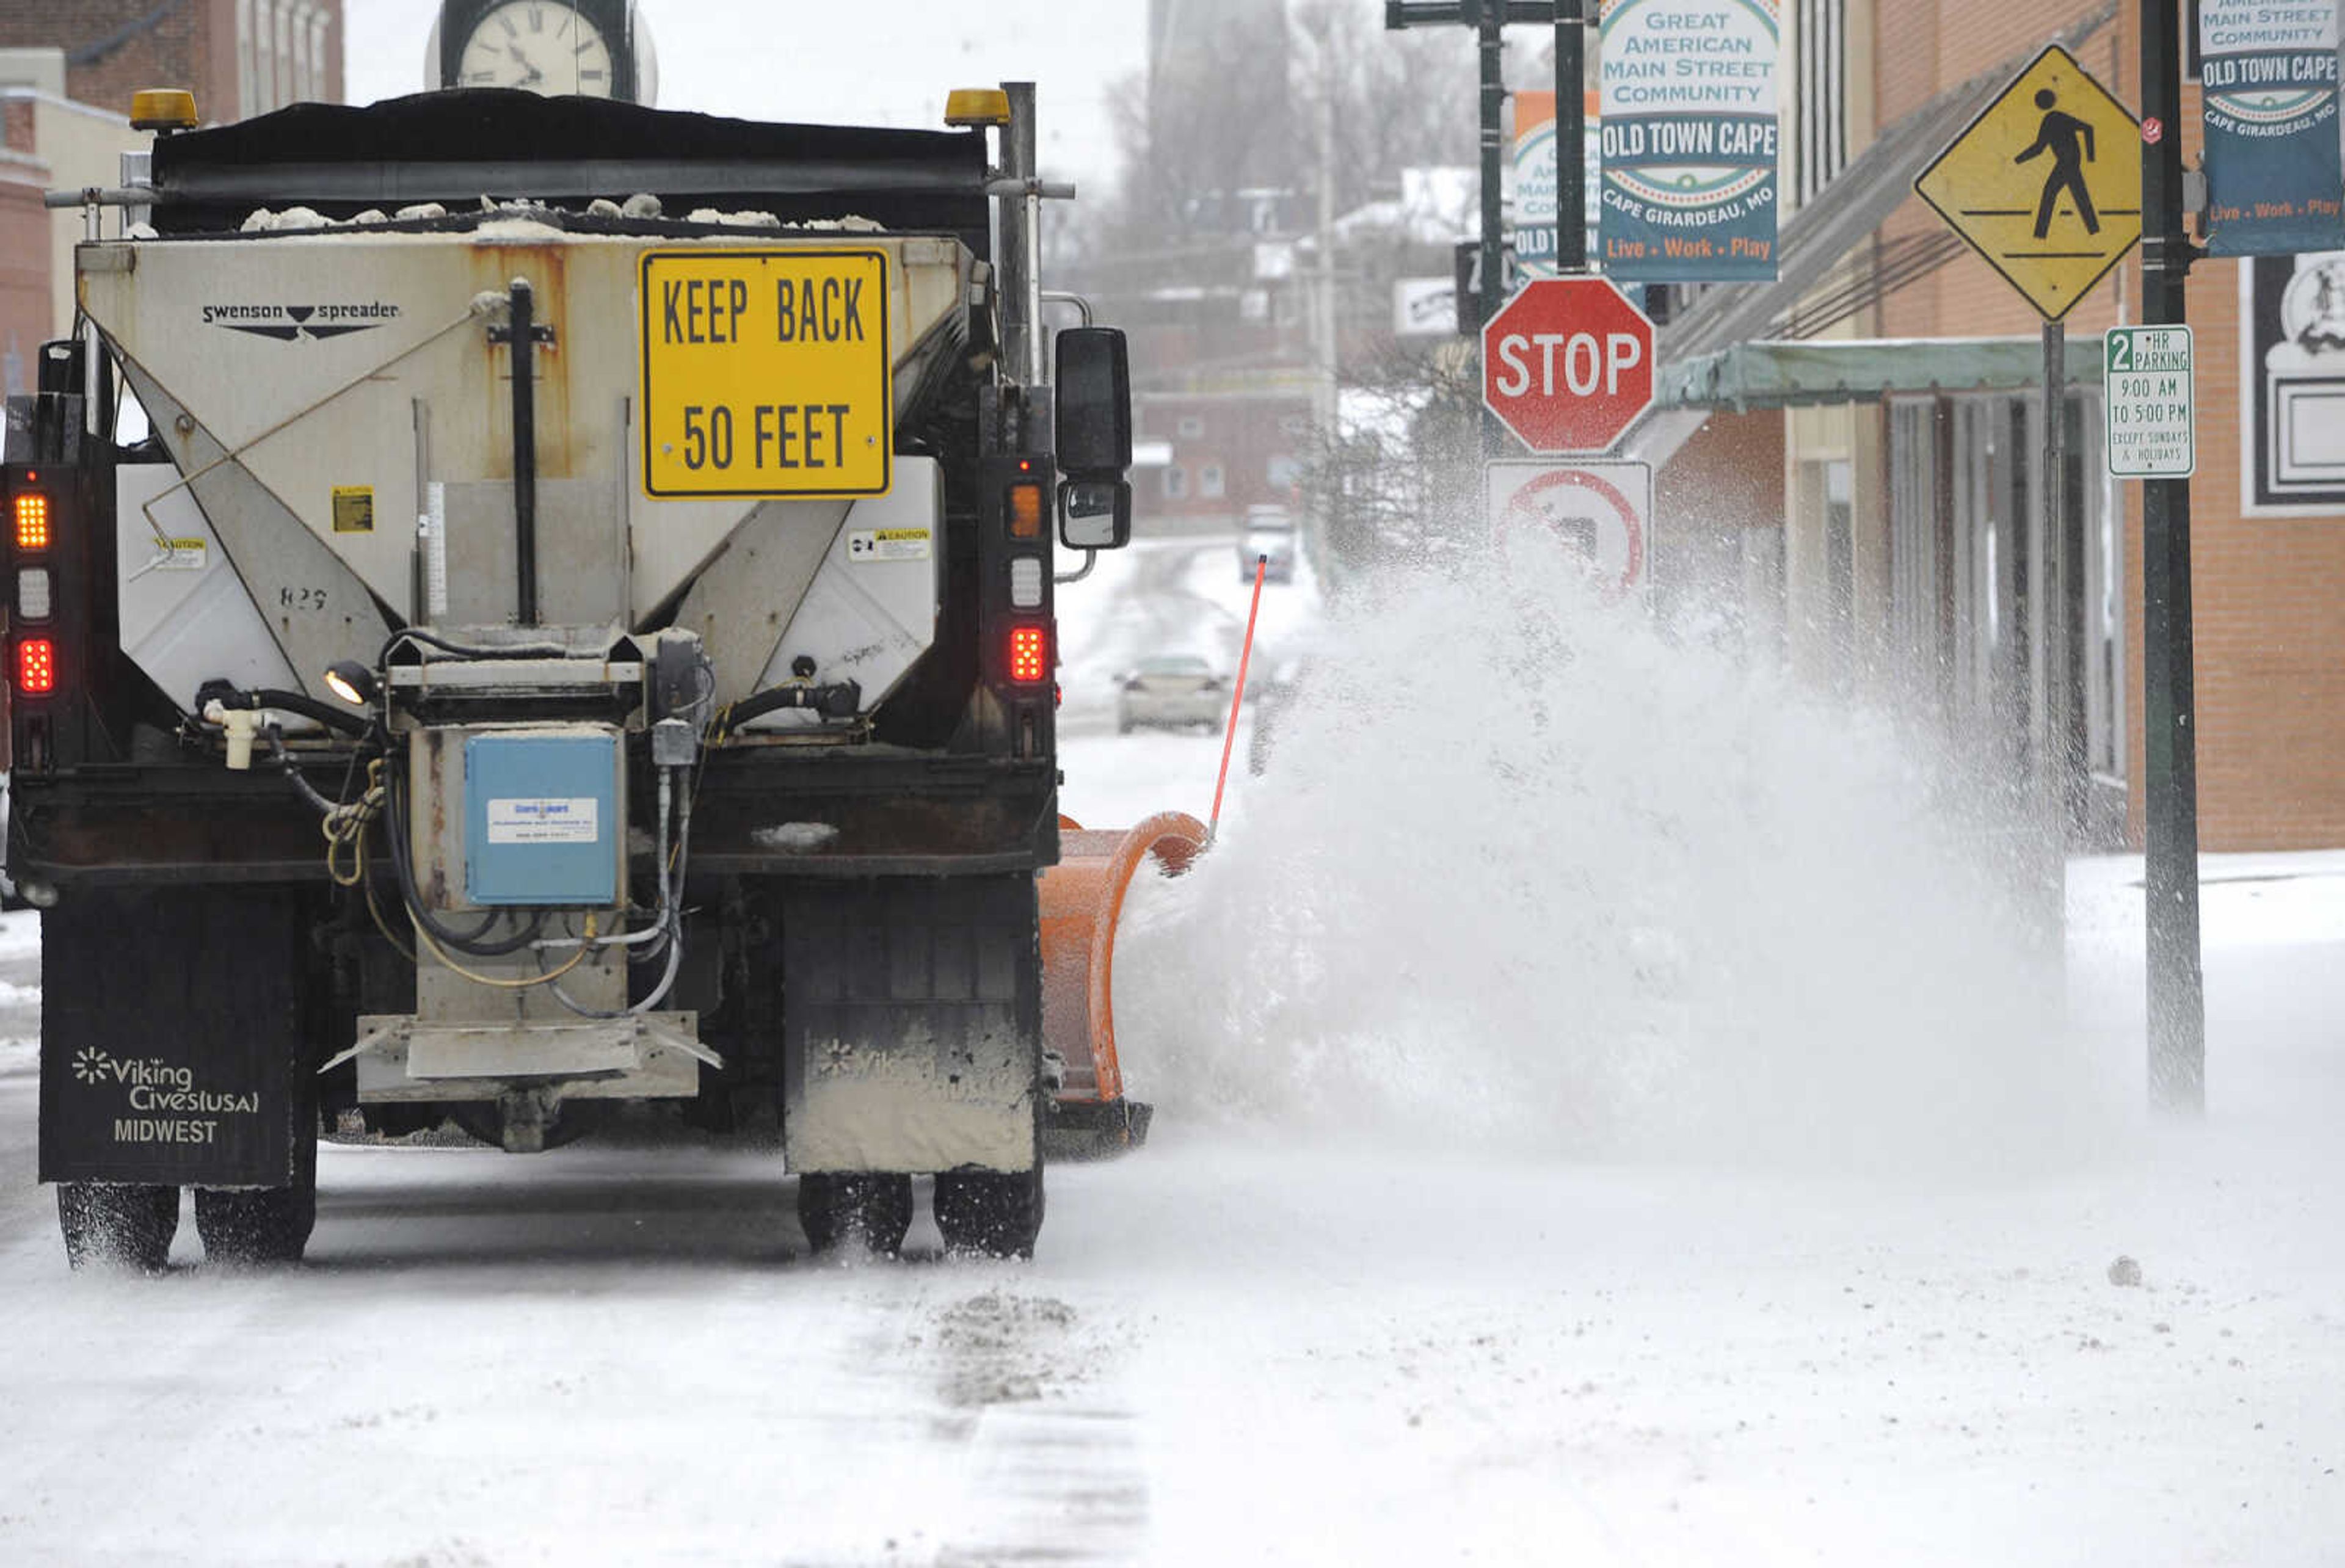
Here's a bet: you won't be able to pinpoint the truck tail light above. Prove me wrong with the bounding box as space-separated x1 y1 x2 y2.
1008 554 1044 608
16 567 51 620
14 492 50 551
1006 482 1044 539
1006 625 1047 684
17 637 55 695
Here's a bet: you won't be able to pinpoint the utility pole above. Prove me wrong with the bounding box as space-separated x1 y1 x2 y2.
1314 40 1339 444
2138 0 2204 1112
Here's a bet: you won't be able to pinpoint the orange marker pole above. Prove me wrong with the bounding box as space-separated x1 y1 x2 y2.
1210 554 1268 838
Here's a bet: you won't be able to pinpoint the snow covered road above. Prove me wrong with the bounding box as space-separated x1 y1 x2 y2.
2 869 2343 1567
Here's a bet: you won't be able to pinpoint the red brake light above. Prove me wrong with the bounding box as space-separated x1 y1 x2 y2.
1007 625 1047 684
14 493 50 551
17 637 54 695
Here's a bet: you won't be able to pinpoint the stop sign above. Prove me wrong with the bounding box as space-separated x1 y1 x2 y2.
1482 278 1657 455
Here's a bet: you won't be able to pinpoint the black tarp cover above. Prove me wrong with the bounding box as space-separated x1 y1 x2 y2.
148 90 990 253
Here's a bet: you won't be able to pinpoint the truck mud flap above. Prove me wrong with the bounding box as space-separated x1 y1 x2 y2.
779 874 1042 1176
39 886 316 1188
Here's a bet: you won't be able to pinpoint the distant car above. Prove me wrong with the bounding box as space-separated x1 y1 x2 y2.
1238 504 1299 583
1116 655 1229 734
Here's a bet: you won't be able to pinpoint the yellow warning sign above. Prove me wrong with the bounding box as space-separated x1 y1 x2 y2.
330 485 375 534
1914 45 2142 321
638 247 892 500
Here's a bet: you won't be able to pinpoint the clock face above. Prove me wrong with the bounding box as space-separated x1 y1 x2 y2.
457 2 615 98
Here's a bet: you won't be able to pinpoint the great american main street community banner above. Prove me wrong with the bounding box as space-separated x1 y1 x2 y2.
1598 0 1781 282
2199 0 2345 255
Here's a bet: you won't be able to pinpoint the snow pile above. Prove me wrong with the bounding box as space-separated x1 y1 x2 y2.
1115 541 2118 1174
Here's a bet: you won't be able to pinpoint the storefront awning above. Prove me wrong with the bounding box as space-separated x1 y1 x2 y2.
1657 337 2105 411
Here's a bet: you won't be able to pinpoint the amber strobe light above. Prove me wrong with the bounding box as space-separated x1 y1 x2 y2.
13 492 50 551
1007 625 1047 683
1007 482 1044 539
16 638 54 695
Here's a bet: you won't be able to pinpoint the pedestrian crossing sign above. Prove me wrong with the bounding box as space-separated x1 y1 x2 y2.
1914 45 2143 321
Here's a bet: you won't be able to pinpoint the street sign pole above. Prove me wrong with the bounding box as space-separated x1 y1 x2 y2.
2140 0 2204 1114
2041 316 2072 933
1555 0 1585 274
1478 1 1507 457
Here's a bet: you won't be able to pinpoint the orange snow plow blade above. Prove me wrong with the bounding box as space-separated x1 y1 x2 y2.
1039 811 1207 1159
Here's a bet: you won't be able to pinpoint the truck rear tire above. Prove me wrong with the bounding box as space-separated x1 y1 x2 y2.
195 1112 319 1266
194 1184 316 1266
797 1172 914 1257
934 1167 1044 1259
57 1182 180 1272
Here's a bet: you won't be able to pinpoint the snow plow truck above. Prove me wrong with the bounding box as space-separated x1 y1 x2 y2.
12 81 1202 1270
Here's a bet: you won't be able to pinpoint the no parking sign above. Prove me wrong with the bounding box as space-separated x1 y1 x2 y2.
1485 460 1652 600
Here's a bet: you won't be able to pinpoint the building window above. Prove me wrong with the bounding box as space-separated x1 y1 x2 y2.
1165 465 1188 500
1267 455 1301 490
1200 463 1226 499
1177 415 1205 438
236 0 256 117
1794 0 1848 208
274 1 292 111
307 9 329 103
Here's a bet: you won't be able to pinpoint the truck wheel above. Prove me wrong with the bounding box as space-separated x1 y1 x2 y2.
933 1167 1045 1260
797 1172 914 1257
57 1183 180 1272
195 1115 319 1267
194 1183 317 1267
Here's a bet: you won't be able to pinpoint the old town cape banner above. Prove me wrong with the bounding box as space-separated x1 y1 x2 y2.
2198 0 2345 255
1598 0 1781 282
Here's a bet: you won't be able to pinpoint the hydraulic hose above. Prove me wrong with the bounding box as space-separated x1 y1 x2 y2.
722 679 862 728
198 681 374 739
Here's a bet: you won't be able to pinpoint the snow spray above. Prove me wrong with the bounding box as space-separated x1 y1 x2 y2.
1112 539 2120 1175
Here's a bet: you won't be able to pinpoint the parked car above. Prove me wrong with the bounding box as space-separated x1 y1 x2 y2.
1117 655 1229 733
1238 504 1299 583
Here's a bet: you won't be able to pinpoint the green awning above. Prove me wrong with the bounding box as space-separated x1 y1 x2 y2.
1656 336 2107 412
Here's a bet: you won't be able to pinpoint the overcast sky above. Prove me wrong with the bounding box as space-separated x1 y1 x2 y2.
341 0 1152 186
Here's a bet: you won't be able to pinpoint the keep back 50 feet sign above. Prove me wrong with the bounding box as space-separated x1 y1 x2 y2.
639 248 893 499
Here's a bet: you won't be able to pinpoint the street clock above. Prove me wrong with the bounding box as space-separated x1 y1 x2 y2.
429 0 656 104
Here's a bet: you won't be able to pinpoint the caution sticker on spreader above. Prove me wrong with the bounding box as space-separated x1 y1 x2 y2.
638 247 892 500
156 537 207 572
847 527 931 562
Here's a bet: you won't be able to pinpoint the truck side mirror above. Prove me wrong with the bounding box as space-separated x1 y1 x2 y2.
1054 327 1132 477
1059 477 1130 550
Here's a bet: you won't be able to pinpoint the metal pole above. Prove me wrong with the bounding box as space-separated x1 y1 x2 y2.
1000 82 1042 390
1555 1 1585 273
1477 2 1505 332
1314 49 1339 440
2041 318 2071 936
1478 2 1507 456
2139 0 2204 1112
507 277 540 626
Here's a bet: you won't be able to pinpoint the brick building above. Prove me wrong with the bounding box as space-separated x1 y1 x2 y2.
0 2 344 388
0 0 343 123
1650 0 2345 851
